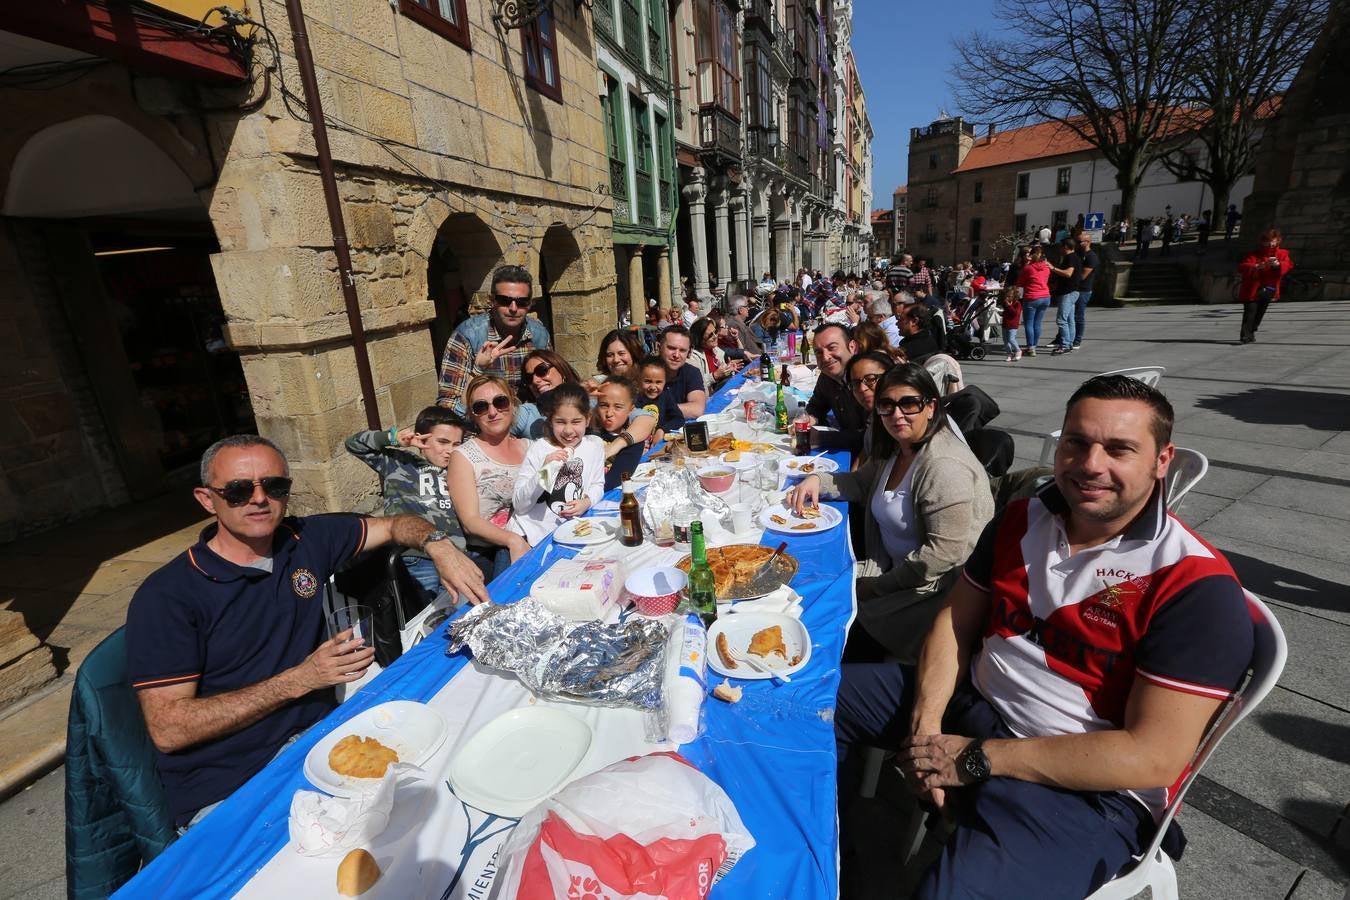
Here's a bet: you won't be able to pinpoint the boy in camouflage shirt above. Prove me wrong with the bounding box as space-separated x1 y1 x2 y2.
345 406 472 596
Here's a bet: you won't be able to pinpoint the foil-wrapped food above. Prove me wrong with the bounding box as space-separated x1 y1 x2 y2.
445 599 669 710
642 462 731 536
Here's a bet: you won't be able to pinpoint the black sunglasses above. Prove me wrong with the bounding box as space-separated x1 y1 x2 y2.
471 394 512 416
526 361 553 380
875 395 931 417
493 293 533 309
206 476 292 506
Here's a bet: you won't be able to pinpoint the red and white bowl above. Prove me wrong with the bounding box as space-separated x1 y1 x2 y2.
625 566 688 617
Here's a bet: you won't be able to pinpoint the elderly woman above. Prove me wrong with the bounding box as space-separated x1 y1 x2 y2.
687 316 743 390
789 363 993 662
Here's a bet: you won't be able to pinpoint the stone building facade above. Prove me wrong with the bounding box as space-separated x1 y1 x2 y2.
0 0 616 539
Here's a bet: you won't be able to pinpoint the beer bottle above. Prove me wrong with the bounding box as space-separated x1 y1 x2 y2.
619 475 643 547
774 378 789 434
686 520 717 628
762 349 775 384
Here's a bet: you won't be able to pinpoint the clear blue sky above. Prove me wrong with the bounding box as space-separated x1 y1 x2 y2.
851 0 998 208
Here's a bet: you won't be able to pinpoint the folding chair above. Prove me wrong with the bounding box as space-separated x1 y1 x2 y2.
1037 366 1168 465
1164 447 1209 512
1087 592 1287 900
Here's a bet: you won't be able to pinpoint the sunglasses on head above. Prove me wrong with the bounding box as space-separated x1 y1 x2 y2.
471 394 512 416
526 361 553 380
875 395 930 417
206 476 292 506
493 293 533 309
849 372 883 391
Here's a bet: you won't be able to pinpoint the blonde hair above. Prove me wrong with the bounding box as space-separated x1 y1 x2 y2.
464 374 517 413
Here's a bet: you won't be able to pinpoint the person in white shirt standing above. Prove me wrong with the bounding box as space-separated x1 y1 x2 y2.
680 297 701 327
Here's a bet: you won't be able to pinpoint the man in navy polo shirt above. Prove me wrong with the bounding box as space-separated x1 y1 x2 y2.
125 434 490 830
834 376 1254 898
658 324 708 419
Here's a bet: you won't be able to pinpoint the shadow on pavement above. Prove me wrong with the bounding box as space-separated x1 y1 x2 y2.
1257 713 1350 766
1197 387 1350 431
1223 551 1349 616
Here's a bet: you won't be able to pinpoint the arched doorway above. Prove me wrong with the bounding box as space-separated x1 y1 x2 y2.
539 223 583 341
426 212 504 362
3 114 254 495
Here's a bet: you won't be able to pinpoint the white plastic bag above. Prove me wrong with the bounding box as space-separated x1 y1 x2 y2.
489 752 755 900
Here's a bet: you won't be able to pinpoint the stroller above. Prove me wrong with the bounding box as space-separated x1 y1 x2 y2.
944 292 997 360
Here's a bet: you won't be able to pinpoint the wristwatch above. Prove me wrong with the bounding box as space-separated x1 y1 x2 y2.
421 529 451 550
960 740 992 784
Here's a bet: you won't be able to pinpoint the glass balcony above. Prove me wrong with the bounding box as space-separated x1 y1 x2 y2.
698 105 741 160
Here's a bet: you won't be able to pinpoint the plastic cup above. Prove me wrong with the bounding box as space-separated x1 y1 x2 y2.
327 604 373 647
730 503 754 533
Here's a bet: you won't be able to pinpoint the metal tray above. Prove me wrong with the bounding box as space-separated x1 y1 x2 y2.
673 544 800 602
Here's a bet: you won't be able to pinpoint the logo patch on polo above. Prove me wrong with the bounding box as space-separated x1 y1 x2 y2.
291 568 319 598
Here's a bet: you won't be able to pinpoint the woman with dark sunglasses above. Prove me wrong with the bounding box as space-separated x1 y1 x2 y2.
446 375 531 575
514 348 583 439
787 364 993 664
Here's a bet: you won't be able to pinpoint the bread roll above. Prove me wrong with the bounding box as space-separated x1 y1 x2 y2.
337 848 381 896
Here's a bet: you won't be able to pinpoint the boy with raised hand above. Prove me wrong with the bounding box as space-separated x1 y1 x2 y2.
345 405 473 595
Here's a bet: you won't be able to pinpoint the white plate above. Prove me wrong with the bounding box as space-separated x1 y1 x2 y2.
758 502 843 534
553 517 619 546
448 707 593 817
778 456 839 475
698 410 735 426
707 612 812 680
717 450 761 471
303 700 449 797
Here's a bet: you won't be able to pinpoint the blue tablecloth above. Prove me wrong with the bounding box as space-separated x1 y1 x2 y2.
117 375 855 899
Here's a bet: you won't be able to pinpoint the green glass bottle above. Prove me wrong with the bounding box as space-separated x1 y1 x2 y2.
686 520 717 628
774 380 789 434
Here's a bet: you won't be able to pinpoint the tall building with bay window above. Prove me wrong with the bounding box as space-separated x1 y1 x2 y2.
594 0 679 322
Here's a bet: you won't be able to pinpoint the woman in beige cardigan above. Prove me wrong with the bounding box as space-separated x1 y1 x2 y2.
789 363 993 663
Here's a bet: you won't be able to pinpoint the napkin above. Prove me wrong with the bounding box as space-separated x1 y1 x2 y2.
289 763 419 857
730 585 803 618
537 449 573 493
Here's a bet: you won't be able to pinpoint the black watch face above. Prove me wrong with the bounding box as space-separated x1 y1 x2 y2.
964 747 991 781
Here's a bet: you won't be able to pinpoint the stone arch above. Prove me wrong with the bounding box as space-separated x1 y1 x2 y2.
426 211 505 360
537 222 585 344
3 114 202 219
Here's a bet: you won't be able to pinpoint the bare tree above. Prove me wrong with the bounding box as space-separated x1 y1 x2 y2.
1160 0 1328 222
952 0 1201 222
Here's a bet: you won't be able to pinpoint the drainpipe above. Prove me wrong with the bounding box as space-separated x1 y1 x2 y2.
283 0 381 429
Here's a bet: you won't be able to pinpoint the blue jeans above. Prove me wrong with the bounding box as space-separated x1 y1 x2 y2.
1074 290 1092 343
1003 326 1020 356
1055 291 1080 347
1023 297 1051 348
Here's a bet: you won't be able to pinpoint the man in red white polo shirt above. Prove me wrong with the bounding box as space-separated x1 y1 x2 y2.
834 375 1254 898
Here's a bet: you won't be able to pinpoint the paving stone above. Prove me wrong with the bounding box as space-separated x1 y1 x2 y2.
1182 464 1272 501
1293 449 1350 484
1170 492 1234 529
64 559 160 597
1202 501 1350 566
1201 687 1350 839
1245 477 1350 521
1206 534 1350 625
0 767 66 900
1172 806 1304 899
1289 869 1350 900
1251 604 1350 710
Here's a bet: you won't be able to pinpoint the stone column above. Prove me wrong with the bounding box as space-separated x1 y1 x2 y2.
656 243 672 311
790 206 803 275
752 213 770 280
627 244 646 324
682 168 712 300
730 188 751 285
772 200 792 282
711 177 732 297
814 232 828 273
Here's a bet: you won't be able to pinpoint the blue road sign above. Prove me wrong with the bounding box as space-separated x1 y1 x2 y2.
1084 212 1106 230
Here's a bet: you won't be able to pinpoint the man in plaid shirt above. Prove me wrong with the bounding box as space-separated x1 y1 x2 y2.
436 265 553 413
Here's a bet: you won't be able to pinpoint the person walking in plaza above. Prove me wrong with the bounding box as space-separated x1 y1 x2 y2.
1225 204 1242 241
1160 215 1175 256
1236 228 1293 344
1070 227 1099 349
437 265 551 414
1050 237 1083 354
1013 244 1054 356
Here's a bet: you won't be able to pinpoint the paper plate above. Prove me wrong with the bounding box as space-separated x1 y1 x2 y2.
778 456 839 476
448 707 593 817
553 517 619 546
707 612 812 680
758 502 843 534
303 700 449 797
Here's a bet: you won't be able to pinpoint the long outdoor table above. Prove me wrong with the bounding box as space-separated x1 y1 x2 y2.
118 374 855 899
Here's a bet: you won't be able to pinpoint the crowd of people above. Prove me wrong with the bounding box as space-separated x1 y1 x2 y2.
119 244 1266 898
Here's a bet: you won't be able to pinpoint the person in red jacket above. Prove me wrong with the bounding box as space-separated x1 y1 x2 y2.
1236 228 1294 343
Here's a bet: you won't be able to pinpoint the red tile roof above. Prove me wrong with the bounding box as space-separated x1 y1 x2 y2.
894 185 907 195
871 209 893 224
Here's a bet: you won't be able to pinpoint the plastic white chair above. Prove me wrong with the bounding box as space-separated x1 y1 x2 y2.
1164 447 1209 512
1037 366 1168 466
1087 592 1287 900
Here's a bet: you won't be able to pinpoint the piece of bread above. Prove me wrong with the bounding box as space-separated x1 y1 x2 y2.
712 680 743 704
748 625 788 659
573 519 593 536
791 522 817 531
724 449 742 462
799 506 821 519
337 848 381 896
771 514 788 525
716 632 738 669
328 735 399 779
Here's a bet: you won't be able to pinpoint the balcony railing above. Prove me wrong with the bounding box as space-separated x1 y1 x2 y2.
745 126 784 166
636 171 655 225
698 105 741 159
609 157 628 200
594 0 613 38
647 30 666 78
744 0 773 33
788 152 810 182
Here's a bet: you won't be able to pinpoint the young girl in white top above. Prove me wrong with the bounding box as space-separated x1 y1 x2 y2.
510 382 607 545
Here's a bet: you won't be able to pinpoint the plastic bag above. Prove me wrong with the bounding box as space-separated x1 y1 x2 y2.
489 752 755 900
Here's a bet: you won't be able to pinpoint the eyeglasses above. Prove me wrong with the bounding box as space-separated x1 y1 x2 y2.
471 394 512 416
849 372 883 392
875 395 931 417
526 361 553 381
493 293 533 309
205 476 292 506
